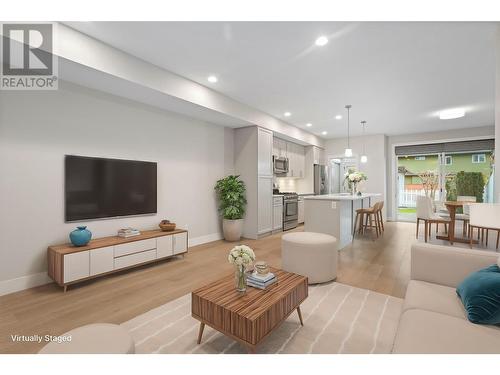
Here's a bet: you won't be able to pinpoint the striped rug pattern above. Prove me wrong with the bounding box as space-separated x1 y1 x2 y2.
121 282 402 354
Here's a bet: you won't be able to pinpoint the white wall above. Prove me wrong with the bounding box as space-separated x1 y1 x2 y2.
324 134 387 217
386 125 495 218
0 81 234 294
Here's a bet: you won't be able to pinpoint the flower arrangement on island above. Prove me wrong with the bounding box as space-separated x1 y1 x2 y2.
344 168 367 195
228 245 256 292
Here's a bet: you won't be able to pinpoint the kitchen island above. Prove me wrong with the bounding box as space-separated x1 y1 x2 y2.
304 193 382 250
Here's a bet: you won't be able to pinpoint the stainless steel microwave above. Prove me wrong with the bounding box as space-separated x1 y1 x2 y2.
273 156 289 174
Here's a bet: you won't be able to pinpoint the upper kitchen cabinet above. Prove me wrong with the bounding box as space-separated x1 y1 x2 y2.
273 137 306 178
258 128 273 176
272 137 287 158
287 142 305 178
312 146 326 165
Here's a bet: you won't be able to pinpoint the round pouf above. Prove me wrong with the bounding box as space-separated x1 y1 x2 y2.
38 323 135 354
282 232 337 284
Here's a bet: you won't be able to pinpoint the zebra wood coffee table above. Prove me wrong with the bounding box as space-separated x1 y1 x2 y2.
191 268 308 353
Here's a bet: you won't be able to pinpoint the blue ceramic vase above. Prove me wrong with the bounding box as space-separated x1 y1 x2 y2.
70 226 92 246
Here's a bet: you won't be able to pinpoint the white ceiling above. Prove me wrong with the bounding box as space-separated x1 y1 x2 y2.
65 22 496 138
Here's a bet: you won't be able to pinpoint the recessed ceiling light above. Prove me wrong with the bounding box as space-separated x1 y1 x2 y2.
284 112 291 117
315 36 329 46
335 115 342 120
207 75 218 83
321 131 328 135
306 123 312 127
439 108 465 120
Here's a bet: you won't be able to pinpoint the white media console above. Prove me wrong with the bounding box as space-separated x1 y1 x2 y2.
48 229 188 291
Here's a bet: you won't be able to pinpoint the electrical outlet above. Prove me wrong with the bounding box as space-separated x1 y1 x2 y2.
331 202 337 209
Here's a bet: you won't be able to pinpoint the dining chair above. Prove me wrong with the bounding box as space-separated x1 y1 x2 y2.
434 200 450 219
456 195 476 236
468 203 500 250
416 196 450 243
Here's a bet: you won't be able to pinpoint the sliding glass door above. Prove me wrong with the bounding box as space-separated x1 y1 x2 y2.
397 153 441 222
395 139 495 222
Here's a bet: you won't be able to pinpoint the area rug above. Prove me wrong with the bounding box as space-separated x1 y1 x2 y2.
121 282 403 354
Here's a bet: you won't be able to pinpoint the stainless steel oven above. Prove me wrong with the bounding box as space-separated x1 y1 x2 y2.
283 193 298 230
273 156 289 174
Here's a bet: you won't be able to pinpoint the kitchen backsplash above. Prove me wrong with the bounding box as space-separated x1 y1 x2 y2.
275 177 313 194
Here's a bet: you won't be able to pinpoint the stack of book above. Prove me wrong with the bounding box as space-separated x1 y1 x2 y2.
246 272 277 289
117 228 141 238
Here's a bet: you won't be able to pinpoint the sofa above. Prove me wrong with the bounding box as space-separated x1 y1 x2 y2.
392 242 500 354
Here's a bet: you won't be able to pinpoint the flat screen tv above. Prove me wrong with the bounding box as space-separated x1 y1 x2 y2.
65 155 157 222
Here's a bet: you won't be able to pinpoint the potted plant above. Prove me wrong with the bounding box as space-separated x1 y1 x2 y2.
214 175 247 241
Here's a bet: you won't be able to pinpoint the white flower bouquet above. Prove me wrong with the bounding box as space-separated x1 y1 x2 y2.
228 245 255 266
228 245 255 292
344 168 367 194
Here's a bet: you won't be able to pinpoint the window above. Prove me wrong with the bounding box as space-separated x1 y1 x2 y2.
414 156 426 161
444 155 452 165
472 154 486 163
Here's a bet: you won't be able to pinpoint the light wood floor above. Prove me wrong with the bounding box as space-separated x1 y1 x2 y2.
0 221 415 354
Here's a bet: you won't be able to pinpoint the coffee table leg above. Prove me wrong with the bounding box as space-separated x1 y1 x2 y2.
297 306 304 326
197 322 205 344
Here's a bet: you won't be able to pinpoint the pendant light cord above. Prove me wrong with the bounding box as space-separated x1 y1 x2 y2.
345 104 352 149
362 121 366 154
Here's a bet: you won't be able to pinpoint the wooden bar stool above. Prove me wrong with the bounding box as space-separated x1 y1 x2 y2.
353 201 382 240
377 201 385 233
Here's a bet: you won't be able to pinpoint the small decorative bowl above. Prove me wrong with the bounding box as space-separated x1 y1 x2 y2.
254 261 269 275
159 221 176 231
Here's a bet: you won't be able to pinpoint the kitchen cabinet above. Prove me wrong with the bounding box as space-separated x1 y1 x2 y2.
273 196 283 231
312 146 326 165
258 128 273 176
298 198 305 224
258 176 273 234
234 126 274 239
287 142 305 178
273 138 287 158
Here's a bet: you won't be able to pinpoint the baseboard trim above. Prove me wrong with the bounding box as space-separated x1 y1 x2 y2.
0 232 224 297
188 232 223 247
0 272 52 297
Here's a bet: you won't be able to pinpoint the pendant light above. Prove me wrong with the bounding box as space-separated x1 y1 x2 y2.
344 105 353 157
360 120 368 163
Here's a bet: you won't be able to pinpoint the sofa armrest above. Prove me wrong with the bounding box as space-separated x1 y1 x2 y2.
411 243 498 288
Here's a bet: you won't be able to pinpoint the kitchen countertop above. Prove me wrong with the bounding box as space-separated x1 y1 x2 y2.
303 193 381 201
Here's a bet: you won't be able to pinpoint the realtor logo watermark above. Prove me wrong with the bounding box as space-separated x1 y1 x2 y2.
1 22 58 90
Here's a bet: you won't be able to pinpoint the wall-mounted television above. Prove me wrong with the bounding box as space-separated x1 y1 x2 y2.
65 155 157 222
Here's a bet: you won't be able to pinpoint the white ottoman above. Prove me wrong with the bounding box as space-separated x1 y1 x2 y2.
282 232 337 284
38 323 135 354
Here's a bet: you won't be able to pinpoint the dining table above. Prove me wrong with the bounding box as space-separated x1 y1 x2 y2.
436 201 478 245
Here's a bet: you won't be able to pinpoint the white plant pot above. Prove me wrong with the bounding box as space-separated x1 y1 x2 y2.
222 219 243 242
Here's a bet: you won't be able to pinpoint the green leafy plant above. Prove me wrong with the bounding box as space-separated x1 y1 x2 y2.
445 177 457 202
214 175 247 220
455 171 485 203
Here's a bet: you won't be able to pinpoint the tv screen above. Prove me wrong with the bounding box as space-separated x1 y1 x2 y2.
65 155 157 222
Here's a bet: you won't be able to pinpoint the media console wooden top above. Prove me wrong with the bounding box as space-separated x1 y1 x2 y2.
48 228 188 255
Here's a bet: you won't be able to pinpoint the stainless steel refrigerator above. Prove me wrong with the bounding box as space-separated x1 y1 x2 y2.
314 163 340 195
